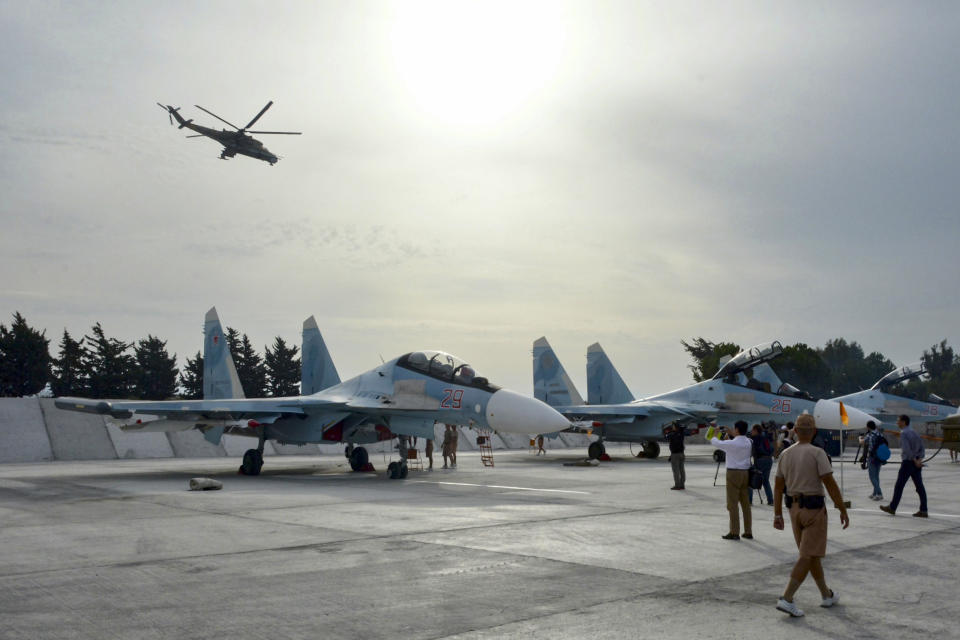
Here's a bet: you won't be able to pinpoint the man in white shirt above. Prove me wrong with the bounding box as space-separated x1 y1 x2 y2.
707 420 754 540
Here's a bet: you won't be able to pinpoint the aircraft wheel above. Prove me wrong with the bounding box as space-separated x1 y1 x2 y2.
241 449 263 476
399 462 409 479
642 441 660 459
387 461 401 479
588 441 605 460
344 443 354 459
349 447 369 472
713 450 726 463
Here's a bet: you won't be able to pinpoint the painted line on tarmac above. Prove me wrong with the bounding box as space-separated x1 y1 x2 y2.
850 508 960 519
412 480 590 494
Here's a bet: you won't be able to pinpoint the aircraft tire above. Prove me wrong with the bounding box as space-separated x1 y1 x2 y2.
241 449 263 476
588 441 605 460
399 462 409 479
713 450 726 463
387 461 401 479
349 447 369 472
642 441 660 459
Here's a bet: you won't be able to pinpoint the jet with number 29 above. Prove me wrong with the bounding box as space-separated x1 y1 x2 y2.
534 338 876 460
55 308 569 479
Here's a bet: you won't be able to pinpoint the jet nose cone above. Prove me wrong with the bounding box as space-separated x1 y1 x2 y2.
813 399 877 431
486 389 570 434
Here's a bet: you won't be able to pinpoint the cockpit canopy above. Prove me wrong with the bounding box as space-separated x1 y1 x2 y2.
871 362 926 390
712 341 784 381
397 351 499 391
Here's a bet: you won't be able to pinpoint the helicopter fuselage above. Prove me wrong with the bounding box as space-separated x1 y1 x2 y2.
180 122 278 165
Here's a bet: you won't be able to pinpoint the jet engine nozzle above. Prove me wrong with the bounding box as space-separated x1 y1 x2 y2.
813 399 877 431
486 389 570 435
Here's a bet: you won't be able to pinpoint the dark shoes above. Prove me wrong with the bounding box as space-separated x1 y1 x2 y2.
742 533 754 539
722 533 740 540
913 511 928 518
879 505 895 515
670 486 685 490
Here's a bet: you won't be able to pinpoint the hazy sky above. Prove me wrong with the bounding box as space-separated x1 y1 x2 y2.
2 1 958 396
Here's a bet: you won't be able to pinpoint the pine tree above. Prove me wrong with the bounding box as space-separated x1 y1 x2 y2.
82 323 136 399
681 338 741 382
0 312 51 397
179 351 203 399
264 336 301 397
133 335 179 400
235 333 266 398
50 329 87 397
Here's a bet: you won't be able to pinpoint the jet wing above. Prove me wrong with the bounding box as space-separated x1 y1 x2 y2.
557 401 716 424
55 396 331 421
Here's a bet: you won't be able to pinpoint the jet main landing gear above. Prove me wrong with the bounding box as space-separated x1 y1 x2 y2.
641 441 661 459
239 434 267 475
386 435 411 479
588 441 606 460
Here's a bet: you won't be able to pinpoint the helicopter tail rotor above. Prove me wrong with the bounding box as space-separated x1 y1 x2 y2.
156 102 173 126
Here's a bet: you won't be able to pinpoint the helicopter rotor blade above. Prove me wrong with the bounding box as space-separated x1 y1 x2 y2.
185 134 205 138
244 101 274 130
194 105 242 130
245 131 302 135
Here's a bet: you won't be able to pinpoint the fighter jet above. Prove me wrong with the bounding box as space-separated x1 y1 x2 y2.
533 338 876 459
54 309 569 479
832 362 959 428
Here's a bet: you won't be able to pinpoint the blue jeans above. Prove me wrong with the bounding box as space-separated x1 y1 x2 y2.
749 456 774 504
889 460 927 513
867 461 882 497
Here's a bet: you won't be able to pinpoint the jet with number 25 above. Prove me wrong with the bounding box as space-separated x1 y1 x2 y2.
534 338 876 460
55 308 569 480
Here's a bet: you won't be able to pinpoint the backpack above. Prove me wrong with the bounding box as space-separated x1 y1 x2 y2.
875 434 890 464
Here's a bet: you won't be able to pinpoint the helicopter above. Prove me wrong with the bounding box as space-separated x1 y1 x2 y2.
156 100 301 165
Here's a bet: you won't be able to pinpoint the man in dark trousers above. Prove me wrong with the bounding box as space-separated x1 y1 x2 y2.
880 415 928 517
666 423 686 490
750 424 775 504
774 414 849 618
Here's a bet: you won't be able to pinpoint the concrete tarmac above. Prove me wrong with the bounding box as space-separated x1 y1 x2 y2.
1 444 957 639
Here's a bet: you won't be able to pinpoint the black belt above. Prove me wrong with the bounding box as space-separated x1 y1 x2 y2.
785 494 825 509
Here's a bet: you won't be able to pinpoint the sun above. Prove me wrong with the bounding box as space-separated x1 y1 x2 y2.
388 1 567 129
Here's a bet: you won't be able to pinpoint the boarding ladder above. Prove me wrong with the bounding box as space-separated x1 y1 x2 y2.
476 430 495 467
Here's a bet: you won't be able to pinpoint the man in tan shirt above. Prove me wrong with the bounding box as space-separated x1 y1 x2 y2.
773 414 849 618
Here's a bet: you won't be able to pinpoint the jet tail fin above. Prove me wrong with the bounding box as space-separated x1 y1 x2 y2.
751 363 783 392
202 307 245 400
301 316 340 395
586 343 635 404
533 337 584 407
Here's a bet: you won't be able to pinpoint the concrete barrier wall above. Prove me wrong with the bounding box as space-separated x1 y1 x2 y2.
0 398 53 463
105 422 176 459
167 430 227 458
39 399 117 461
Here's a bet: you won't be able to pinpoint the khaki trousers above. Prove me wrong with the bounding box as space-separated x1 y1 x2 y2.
725 469 752 535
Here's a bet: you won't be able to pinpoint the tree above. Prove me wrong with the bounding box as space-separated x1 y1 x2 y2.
234 333 266 398
0 312 51 397
920 340 960 401
818 338 894 395
179 351 203 399
264 336 301 397
133 335 179 400
770 343 832 398
50 329 87 397
681 338 741 382
82 323 136 398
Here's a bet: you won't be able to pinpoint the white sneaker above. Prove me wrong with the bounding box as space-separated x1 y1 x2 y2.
820 590 839 608
776 598 804 617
